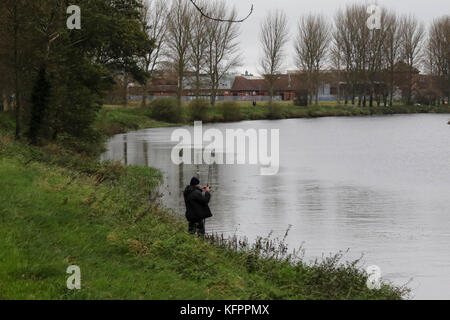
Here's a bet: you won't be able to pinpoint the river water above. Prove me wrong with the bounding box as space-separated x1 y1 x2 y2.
101 114 450 299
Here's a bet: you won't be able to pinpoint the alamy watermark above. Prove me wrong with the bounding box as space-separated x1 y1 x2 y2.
170 121 280 176
366 265 382 290
66 5 81 30
367 5 382 30
66 265 81 290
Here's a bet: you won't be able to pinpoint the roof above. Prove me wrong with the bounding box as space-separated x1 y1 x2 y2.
147 85 177 93
231 76 268 92
231 75 298 92
147 77 178 93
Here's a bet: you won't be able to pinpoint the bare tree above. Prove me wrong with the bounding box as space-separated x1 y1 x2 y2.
189 0 209 99
259 10 289 105
333 4 377 106
426 15 450 102
366 8 394 107
329 43 344 104
167 0 192 105
332 8 354 105
399 15 425 105
383 11 402 107
140 0 169 106
204 1 241 106
295 14 330 105
352 5 371 107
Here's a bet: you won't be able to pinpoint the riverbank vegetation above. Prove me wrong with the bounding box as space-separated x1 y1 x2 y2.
0 110 410 300
95 99 450 138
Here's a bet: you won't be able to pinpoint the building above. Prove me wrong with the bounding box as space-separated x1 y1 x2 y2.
135 73 237 101
131 70 339 102
230 74 297 101
183 73 237 98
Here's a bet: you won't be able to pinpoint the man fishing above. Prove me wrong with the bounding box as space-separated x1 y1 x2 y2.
183 177 212 236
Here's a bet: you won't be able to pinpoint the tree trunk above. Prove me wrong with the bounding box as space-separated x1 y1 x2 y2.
390 67 394 107
0 91 4 112
14 89 21 139
407 67 412 105
13 2 21 140
141 80 147 107
210 86 217 107
195 72 201 99
177 73 183 106
122 73 128 107
269 82 274 106
336 83 341 105
7 95 12 111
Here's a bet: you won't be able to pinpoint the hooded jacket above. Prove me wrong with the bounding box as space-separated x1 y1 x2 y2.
183 185 212 222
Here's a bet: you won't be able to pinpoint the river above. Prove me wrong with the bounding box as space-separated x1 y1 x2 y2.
101 114 450 299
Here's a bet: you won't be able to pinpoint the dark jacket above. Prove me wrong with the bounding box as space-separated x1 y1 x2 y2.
183 185 212 222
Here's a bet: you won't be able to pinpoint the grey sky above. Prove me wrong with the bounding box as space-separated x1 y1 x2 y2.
224 0 449 75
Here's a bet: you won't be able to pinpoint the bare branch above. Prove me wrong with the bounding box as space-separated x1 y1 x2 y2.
189 0 253 23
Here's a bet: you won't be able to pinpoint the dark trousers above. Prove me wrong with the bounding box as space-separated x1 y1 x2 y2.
188 219 205 236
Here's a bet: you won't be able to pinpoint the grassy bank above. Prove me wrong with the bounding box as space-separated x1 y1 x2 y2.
98 101 450 137
235 103 450 120
95 106 177 137
0 111 409 300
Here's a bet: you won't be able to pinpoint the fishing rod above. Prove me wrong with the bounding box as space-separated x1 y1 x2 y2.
207 163 212 191
206 149 216 192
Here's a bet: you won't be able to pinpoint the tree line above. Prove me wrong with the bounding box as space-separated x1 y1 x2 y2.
136 1 449 108
263 5 449 107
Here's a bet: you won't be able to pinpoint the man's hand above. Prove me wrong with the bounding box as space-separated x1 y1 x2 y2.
202 186 210 193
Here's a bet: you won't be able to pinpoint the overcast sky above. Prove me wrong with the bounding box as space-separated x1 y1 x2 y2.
223 0 449 76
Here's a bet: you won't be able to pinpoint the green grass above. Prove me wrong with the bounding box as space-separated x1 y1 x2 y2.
0 112 411 300
100 101 450 130
94 107 177 137
208 103 450 122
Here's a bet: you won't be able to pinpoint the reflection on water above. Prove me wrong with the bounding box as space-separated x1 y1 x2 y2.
101 114 450 299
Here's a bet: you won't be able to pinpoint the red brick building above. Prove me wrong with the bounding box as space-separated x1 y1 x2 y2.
134 72 339 102
230 75 297 101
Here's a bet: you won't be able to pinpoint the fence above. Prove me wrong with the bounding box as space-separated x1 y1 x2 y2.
128 95 284 102
128 95 340 103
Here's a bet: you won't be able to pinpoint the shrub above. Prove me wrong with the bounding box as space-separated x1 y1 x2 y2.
217 101 241 122
293 90 308 106
209 114 224 122
267 103 283 120
188 99 211 122
0 112 15 134
57 131 104 156
150 98 183 123
248 111 266 120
